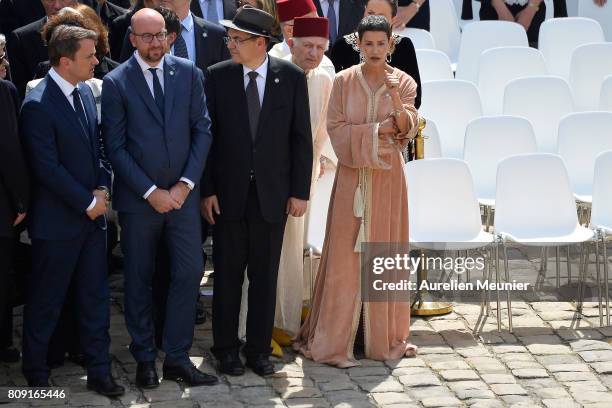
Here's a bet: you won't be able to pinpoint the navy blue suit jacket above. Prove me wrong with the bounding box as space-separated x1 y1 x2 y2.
101 54 212 213
20 75 111 240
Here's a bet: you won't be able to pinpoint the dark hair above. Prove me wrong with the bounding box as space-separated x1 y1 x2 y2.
42 8 87 46
73 4 110 56
48 25 98 66
155 6 181 36
365 0 398 18
357 15 392 41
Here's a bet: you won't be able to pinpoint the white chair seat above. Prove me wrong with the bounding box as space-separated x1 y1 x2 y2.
500 225 595 245
478 197 495 208
411 229 495 251
574 193 592 204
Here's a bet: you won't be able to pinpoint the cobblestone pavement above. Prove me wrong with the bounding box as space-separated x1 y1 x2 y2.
3 244 612 407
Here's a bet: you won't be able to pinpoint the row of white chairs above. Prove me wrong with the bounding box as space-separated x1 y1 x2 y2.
419 77 612 158
406 152 612 331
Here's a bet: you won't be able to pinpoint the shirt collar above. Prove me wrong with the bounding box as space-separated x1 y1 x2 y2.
48 67 77 99
243 54 269 81
134 50 164 74
181 12 194 33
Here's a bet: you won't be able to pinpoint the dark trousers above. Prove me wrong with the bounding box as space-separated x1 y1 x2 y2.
22 223 111 382
0 237 14 350
120 206 203 366
479 1 546 44
211 182 287 359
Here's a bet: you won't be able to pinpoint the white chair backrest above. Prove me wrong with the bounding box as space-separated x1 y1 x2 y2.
429 0 462 64
557 111 612 199
538 17 605 79
456 21 528 83
591 150 612 230
477 46 548 115
405 158 483 241
463 116 538 202
304 167 335 253
569 43 612 111
494 153 580 236
395 27 436 49
423 118 443 159
578 0 612 41
503 76 574 153
416 49 454 82
420 80 483 158
601 75 612 111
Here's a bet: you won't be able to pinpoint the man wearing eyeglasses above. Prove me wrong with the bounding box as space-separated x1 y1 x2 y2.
102 8 216 388
201 6 312 377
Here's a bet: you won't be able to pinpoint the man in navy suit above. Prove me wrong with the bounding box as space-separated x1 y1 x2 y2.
102 8 216 388
20 24 123 396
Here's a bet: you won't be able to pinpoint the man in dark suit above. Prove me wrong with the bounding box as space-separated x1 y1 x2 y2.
102 8 217 388
94 0 128 26
190 0 236 25
313 0 363 46
0 78 29 364
202 6 312 377
20 24 123 396
0 0 45 35
6 0 77 97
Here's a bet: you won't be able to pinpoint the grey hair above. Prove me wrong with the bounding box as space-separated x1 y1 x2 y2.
48 24 98 66
292 37 329 51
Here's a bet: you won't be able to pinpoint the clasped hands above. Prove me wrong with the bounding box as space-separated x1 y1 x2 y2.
86 189 110 220
146 182 191 214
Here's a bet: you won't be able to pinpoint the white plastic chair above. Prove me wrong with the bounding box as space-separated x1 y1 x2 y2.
394 27 436 50
590 151 612 324
601 75 612 111
503 76 574 153
463 116 537 228
557 111 612 204
423 118 442 159
568 43 612 111
429 0 462 65
494 153 596 331
578 0 612 41
538 17 605 80
455 21 528 84
420 80 483 158
415 49 454 82
477 47 548 115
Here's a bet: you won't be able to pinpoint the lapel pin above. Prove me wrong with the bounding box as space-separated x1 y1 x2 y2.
170 70 174 76
274 78 279 84
202 32 208 38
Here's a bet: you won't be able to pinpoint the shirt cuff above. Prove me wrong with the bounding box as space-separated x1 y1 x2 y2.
86 196 96 212
179 177 195 190
143 185 157 199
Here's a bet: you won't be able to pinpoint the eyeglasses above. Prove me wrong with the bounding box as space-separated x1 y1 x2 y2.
132 30 168 43
224 35 258 46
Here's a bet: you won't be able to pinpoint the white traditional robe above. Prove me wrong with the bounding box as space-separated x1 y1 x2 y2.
269 41 337 81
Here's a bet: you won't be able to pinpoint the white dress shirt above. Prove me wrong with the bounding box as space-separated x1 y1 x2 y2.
48 68 97 212
171 12 196 63
320 0 340 37
134 51 195 199
199 0 224 23
242 55 268 106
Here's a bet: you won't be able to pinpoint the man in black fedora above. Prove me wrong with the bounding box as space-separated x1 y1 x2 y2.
201 6 312 377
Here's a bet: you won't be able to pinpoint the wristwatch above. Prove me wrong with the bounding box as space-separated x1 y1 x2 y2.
181 181 194 191
97 186 111 202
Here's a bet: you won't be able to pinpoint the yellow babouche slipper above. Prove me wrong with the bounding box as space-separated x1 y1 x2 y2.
272 327 293 347
271 339 283 357
301 306 310 323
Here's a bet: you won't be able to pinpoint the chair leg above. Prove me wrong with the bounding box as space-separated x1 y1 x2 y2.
486 247 492 316
503 242 513 333
485 206 491 232
467 249 471 283
495 241 502 332
603 233 610 326
556 246 561 289
567 245 572 284
596 239 603 327
577 243 586 313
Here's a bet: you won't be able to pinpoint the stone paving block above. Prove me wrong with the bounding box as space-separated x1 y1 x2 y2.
317 380 358 392
226 371 268 387
357 379 404 393
535 387 571 399
67 392 112 406
554 371 599 382
332 401 375 408
456 347 492 358
538 311 580 321
454 389 496 400
391 367 434 377
271 377 315 389
570 339 612 352
499 395 537 406
505 361 543 370
323 390 370 404
370 392 414 406
556 329 604 341
545 363 590 372
439 370 480 381
490 345 528 354
489 384 527 396
511 368 549 378
526 344 573 355
411 334 447 346
499 353 535 362
447 380 489 391
385 358 426 369
468 399 505 408
284 397 330 407
420 396 462 407
280 386 323 399
417 346 455 355
590 362 612 374
347 367 389 378
398 374 441 387
407 386 455 400
231 386 278 404
480 374 516 384
183 384 231 402
542 398 580 408
149 400 196 408
572 391 612 404
535 354 583 365
579 350 612 362
566 381 608 392
429 360 471 371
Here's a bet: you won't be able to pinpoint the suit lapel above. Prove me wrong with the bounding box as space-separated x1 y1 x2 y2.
163 57 177 128
190 0 203 18
194 19 207 69
79 83 97 142
255 57 281 144
126 55 164 126
232 64 252 145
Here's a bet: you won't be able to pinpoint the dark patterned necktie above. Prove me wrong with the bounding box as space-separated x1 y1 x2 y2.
246 71 261 141
148 68 165 115
72 88 90 142
174 32 189 59
328 0 338 45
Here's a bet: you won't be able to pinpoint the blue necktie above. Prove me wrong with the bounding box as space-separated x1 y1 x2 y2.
328 0 338 45
207 0 219 24
148 68 165 116
72 88 90 142
173 32 189 59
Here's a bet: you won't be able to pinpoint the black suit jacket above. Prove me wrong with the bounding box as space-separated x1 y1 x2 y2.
0 79 29 237
6 17 47 98
202 57 313 223
108 10 133 61
190 0 237 21
95 0 128 26
313 0 364 42
0 0 44 36
118 15 230 71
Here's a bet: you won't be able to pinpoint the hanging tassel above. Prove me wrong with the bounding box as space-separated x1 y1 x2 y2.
353 183 364 217
354 219 366 253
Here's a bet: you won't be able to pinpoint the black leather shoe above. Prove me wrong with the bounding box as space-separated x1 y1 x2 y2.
217 354 245 376
87 375 125 397
163 363 218 386
136 361 159 389
246 356 275 377
0 347 20 363
27 378 50 387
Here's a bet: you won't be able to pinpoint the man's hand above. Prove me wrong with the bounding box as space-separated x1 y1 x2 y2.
86 194 108 220
169 182 190 207
392 5 418 29
13 213 26 226
379 116 398 138
202 195 221 225
147 189 181 214
286 197 307 217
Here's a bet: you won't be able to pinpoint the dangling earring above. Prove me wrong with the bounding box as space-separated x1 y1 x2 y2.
386 52 392 63
359 51 365 63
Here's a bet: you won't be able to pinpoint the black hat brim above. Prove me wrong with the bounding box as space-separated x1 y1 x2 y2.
220 19 279 43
